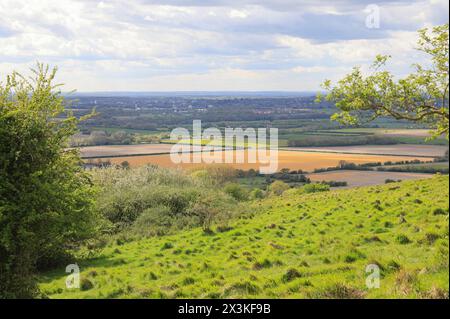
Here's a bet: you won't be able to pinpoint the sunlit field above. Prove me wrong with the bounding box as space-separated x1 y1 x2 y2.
102 150 434 172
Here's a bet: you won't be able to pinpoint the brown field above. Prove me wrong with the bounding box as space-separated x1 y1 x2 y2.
380 129 433 137
101 150 434 172
282 144 448 157
307 170 434 188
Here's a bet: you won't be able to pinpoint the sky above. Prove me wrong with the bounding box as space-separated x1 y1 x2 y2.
0 0 448 92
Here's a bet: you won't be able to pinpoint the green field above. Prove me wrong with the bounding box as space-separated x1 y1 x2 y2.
39 176 449 299
283 128 449 147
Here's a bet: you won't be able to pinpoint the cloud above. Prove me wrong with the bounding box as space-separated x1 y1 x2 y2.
0 0 448 91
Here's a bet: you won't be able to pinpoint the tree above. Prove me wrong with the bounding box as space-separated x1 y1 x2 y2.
0 64 96 298
318 24 449 139
120 161 130 169
224 183 248 201
269 180 290 196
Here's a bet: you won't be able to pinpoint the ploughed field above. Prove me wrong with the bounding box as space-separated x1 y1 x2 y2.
307 170 434 188
282 144 448 157
39 176 449 298
102 150 434 172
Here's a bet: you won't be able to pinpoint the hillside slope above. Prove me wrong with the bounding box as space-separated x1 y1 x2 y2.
40 176 449 298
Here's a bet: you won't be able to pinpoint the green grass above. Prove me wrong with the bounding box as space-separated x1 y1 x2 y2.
39 176 449 299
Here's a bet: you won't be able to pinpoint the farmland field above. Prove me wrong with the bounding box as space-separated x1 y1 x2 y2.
335 128 434 136
79 144 175 158
282 144 448 157
102 150 434 172
307 170 434 188
39 176 449 299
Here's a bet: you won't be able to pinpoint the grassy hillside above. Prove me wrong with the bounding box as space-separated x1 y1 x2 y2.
39 176 449 299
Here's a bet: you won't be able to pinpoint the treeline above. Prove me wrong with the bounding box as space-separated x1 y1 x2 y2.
313 159 449 174
377 165 449 174
70 130 162 147
235 168 310 184
288 134 397 147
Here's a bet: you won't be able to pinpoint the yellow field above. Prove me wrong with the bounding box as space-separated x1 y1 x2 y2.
102 150 434 172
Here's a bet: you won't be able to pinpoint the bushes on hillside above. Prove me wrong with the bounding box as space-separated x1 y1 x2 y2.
249 188 265 200
302 183 330 193
92 166 237 236
269 181 290 196
224 183 249 201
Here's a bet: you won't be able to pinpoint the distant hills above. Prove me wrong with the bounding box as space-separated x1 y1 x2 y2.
65 91 320 98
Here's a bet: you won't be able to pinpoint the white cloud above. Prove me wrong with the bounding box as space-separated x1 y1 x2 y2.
0 0 447 91
229 9 249 19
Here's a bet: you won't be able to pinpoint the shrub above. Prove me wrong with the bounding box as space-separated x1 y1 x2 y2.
92 166 238 235
0 65 97 298
249 188 265 199
224 183 249 201
80 278 94 291
302 183 330 194
161 242 174 250
133 205 172 236
187 192 235 232
269 181 290 196
433 208 447 215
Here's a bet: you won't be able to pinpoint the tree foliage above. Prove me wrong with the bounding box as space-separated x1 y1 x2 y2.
0 64 96 298
319 24 449 139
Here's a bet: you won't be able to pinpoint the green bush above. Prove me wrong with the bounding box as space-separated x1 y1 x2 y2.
302 183 330 194
0 65 97 298
249 188 265 200
269 181 290 196
133 205 173 236
224 183 249 201
80 278 94 291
